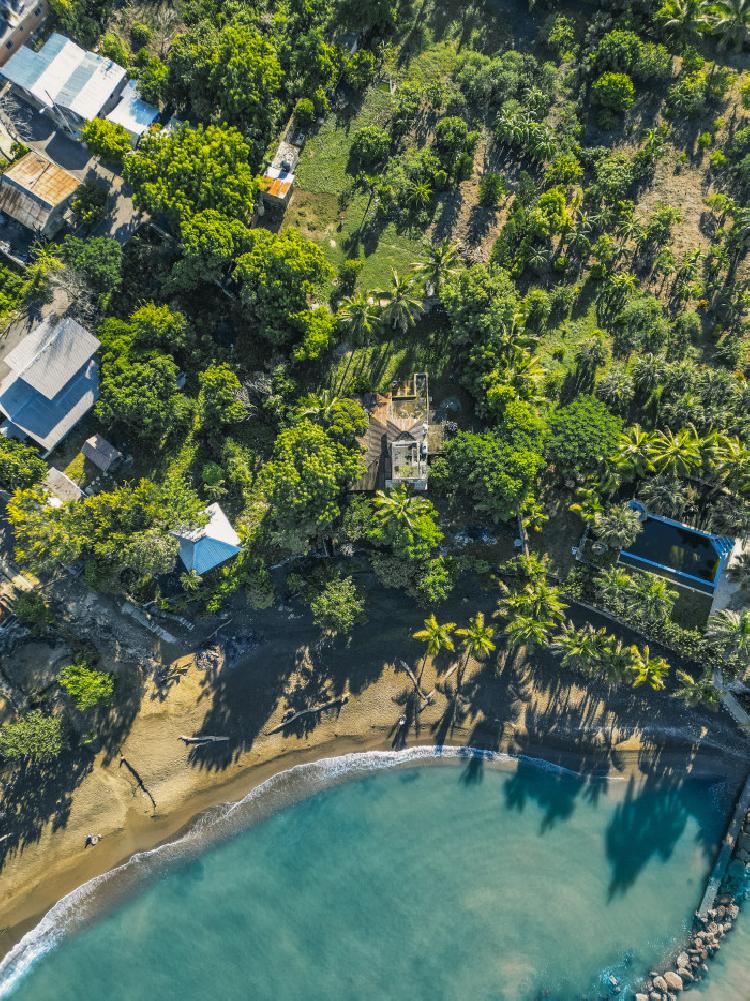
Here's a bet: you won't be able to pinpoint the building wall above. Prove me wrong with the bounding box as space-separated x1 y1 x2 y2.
0 1 47 68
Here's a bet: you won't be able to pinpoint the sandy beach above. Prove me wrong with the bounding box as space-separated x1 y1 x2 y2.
1 581 747 961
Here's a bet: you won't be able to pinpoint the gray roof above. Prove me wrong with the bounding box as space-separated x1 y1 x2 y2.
1 33 126 120
45 466 83 503
82 434 121 470
106 81 159 143
4 316 100 399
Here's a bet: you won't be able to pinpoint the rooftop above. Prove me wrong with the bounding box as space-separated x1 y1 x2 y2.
82 434 121 471
0 151 79 231
173 503 241 576
2 32 126 119
106 80 159 142
4 314 99 398
45 466 82 504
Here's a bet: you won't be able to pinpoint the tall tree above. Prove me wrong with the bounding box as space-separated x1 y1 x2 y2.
455 612 496 685
378 271 424 335
413 614 456 680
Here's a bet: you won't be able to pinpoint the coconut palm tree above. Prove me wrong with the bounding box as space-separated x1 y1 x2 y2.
337 292 381 347
710 0 750 50
639 474 691 521
615 425 654 482
707 494 750 540
551 621 602 676
647 425 703 479
630 645 671 691
378 271 424 335
497 580 566 652
412 239 459 299
455 612 496 685
637 576 679 626
707 608 750 674
658 0 712 47
594 566 633 615
413 614 456 680
600 636 639 686
404 180 433 212
672 670 720 709
294 390 342 425
593 503 644 549
373 484 431 533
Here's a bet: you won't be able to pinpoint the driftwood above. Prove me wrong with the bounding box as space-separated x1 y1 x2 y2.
178 735 230 745
265 695 349 736
397 660 435 708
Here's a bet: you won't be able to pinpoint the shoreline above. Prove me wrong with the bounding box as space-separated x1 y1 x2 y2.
1 721 746 968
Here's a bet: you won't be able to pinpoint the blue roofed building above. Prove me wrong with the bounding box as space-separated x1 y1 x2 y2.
0 314 100 455
106 80 159 147
173 503 242 576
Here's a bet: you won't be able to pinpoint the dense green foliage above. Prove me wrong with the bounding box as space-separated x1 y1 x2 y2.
58 662 115 711
0 710 64 762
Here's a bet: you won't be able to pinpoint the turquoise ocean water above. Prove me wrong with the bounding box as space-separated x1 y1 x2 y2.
0 749 742 1001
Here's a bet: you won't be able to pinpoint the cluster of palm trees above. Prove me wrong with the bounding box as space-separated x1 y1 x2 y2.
412 611 496 688
336 240 459 355
613 423 750 495
551 621 672 691
707 607 750 677
595 566 679 628
495 110 556 162
659 0 750 52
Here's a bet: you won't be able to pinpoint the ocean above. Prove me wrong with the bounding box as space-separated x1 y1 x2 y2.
0 748 741 1000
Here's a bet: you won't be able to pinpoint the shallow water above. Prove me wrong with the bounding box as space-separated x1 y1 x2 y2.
0 752 735 1001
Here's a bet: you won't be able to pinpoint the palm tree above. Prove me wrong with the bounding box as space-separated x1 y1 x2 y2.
412 239 459 299
710 0 750 50
552 621 602 676
637 576 679 626
295 390 342 425
648 425 703 479
455 612 495 685
600 636 639 686
413 614 456 680
180 570 203 594
378 271 423 335
673 670 720 709
373 485 431 534
707 609 750 675
497 580 566 651
404 180 433 212
593 503 644 549
337 292 381 348
631 645 671 691
639 474 691 521
658 0 711 47
615 425 654 482
594 566 633 615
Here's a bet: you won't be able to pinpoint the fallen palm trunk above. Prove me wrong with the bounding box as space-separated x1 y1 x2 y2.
178 735 230 745
265 695 349 736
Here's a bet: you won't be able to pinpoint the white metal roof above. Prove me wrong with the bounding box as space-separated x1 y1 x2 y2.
4 315 100 399
106 80 158 143
1 33 126 119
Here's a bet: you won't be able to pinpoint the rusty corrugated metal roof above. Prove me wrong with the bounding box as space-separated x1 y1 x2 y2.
0 151 79 231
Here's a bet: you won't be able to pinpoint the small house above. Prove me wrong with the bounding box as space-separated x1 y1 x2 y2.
352 373 442 492
0 150 80 237
44 466 82 506
259 140 300 209
173 503 241 576
1 32 126 139
105 80 159 147
82 434 121 473
0 315 99 455
0 1 47 67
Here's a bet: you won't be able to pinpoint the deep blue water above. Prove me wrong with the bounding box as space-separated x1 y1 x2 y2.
0 752 735 1001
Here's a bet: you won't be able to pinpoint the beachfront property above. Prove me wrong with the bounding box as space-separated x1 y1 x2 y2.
0 149 80 237
352 373 443 492
1 32 127 140
173 503 242 576
0 0 46 66
620 501 735 597
0 314 100 455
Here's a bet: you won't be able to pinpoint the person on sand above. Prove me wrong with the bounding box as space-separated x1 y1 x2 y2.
84 833 102 847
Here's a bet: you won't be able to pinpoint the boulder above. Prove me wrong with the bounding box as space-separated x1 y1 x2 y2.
664 971 683 991
653 976 668 992
676 952 689 969
729 904 740 920
635 994 649 1001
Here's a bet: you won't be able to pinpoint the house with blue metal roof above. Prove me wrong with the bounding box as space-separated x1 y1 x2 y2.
173 503 242 576
0 314 99 454
1 32 126 139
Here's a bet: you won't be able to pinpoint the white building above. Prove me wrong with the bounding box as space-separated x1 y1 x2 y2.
106 80 159 147
1 32 126 139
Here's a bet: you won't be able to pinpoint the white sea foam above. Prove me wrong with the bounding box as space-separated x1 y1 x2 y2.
0 744 589 997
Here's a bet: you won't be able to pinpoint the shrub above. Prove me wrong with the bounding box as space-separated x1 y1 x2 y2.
14 591 54 633
309 574 366 636
99 32 130 67
70 180 107 227
349 124 390 173
338 257 364 294
293 97 315 129
130 21 152 49
479 171 507 209
547 396 623 479
0 710 64 762
342 49 377 91
545 15 576 60
58 662 115 712
0 438 46 491
592 72 635 112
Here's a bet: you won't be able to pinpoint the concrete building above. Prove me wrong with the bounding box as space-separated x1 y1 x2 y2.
0 150 80 236
0 315 100 454
1 32 126 139
106 80 159 147
0 1 47 67
259 140 300 209
173 503 242 576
